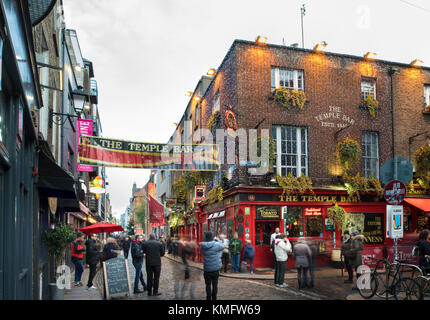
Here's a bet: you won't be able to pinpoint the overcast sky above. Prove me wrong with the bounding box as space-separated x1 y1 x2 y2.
62 0 430 218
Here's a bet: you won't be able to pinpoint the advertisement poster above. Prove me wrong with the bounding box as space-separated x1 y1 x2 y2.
77 119 93 172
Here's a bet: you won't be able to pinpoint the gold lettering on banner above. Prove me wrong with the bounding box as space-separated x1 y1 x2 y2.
279 195 359 203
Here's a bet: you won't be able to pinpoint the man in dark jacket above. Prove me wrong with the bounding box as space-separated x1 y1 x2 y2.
103 237 121 261
85 234 100 290
142 234 165 296
131 235 147 294
418 230 430 275
122 236 132 260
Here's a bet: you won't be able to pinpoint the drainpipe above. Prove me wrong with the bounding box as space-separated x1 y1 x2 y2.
388 67 396 158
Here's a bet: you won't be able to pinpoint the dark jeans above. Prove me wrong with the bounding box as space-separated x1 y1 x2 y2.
275 261 286 285
73 258 84 283
297 267 309 288
146 264 161 294
231 254 241 272
87 263 98 288
204 270 219 300
132 260 147 291
308 262 315 287
345 259 361 281
124 249 129 260
222 252 229 272
245 257 254 272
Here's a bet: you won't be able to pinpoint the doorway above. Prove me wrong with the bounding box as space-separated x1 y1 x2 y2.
254 221 280 268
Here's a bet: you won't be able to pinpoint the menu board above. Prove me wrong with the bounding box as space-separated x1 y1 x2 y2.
102 257 132 299
344 212 384 244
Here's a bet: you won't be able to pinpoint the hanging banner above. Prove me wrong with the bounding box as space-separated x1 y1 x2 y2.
77 120 94 172
148 195 165 224
78 135 219 171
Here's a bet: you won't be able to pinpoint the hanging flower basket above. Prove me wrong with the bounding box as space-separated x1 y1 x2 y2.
362 96 379 118
273 88 307 110
276 174 313 196
208 111 221 131
414 146 430 177
336 139 360 173
327 204 348 228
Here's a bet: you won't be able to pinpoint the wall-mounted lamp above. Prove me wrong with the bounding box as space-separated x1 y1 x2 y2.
207 68 217 77
50 89 90 125
193 96 201 102
364 52 377 60
313 41 328 52
256 36 268 45
185 91 192 97
411 59 424 67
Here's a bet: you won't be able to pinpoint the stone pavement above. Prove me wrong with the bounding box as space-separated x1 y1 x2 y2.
64 264 104 300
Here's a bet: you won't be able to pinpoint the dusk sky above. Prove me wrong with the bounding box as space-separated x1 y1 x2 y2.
62 0 430 219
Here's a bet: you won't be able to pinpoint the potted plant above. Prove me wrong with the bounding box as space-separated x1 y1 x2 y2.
43 223 76 300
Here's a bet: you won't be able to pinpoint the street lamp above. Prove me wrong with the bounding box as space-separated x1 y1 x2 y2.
256 36 268 45
411 59 424 67
313 41 328 53
206 68 217 77
50 89 90 125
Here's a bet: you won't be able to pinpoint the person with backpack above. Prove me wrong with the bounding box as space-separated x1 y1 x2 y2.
274 234 292 288
71 232 86 287
200 231 225 301
243 240 255 274
85 233 100 290
417 229 430 275
229 232 243 273
131 234 147 294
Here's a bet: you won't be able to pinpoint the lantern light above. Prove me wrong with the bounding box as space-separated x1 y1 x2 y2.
207 68 217 77
256 35 268 45
185 91 192 97
364 52 377 60
193 96 201 102
313 41 328 52
411 59 424 67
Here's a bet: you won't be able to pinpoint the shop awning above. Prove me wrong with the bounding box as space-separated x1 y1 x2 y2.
218 211 225 218
208 214 214 220
213 212 220 219
404 198 430 212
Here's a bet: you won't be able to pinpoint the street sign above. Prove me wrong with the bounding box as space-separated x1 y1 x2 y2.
386 205 404 239
384 180 406 205
380 157 413 186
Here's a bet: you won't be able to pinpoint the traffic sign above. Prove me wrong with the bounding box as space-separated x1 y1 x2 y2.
380 157 413 186
384 180 406 205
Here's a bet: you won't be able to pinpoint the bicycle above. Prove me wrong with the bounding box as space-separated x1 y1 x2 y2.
412 257 430 298
358 256 423 300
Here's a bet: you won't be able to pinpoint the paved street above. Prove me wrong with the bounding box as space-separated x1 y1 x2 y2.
65 254 364 301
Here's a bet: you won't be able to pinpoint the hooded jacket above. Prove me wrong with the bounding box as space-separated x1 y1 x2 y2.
200 240 225 272
243 244 255 260
85 239 100 265
274 238 292 262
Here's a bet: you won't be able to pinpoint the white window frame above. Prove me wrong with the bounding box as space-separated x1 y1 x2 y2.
361 78 376 100
273 126 308 177
424 85 430 106
271 68 304 91
213 91 220 113
362 131 379 179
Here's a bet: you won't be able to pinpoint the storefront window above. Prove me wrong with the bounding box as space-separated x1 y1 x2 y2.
305 216 323 237
285 207 303 238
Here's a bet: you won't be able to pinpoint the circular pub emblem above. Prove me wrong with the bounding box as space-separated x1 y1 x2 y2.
225 110 238 134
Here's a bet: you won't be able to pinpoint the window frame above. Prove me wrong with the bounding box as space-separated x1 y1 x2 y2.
213 90 220 113
361 77 376 100
424 85 430 107
362 131 380 179
272 125 309 177
271 67 305 92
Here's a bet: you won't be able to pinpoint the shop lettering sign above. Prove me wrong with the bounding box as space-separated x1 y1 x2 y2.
314 105 355 129
344 212 384 244
305 208 322 216
279 194 359 203
256 206 280 219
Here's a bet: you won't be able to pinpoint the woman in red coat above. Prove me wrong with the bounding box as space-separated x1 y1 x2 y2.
71 232 86 286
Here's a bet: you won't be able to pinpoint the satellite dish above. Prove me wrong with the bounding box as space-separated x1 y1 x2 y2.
28 0 57 26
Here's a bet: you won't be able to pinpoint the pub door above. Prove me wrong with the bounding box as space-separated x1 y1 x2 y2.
254 221 280 268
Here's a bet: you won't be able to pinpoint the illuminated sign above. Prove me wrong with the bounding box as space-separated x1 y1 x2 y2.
305 208 322 216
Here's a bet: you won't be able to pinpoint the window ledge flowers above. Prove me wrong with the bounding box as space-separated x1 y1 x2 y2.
272 88 307 110
361 96 379 118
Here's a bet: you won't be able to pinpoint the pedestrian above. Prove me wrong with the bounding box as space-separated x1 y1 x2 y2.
173 236 179 258
122 236 132 260
219 234 230 273
85 233 100 290
229 232 243 273
142 234 165 296
71 232 86 287
200 231 225 301
131 234 147 294
307 239 318 288
167 236 173 254
174 237 197 299
103 237 121 261
270 227 281 270
243 240 255 274
417 229 430 275
341 230 354 284
293 237 312 289
350 230 365 290
274 234 291 288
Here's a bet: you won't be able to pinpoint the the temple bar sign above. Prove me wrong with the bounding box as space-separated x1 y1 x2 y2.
256 206 280 219
279 195 359 203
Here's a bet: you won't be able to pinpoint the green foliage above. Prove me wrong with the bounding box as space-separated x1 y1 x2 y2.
43 223 76 257
169 211 184 229
134 201 146 228
274 88 307 110
337 139 360 173
327 204 348 228
343 173 384 200
364 96 379 118
172 177 187 203
207 111 221 131
206 184 224 204
414 146 430 177
172 171 216 203
276 173 313 196
127 219 135 235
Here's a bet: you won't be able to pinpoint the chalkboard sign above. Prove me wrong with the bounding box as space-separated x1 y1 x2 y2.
102 257 132 299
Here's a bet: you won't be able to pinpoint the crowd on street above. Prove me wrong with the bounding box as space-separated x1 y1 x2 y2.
68 227 430 300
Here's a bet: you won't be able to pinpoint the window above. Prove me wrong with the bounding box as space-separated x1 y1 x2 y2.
160 170 165 182
213 91 220 113
272 126 308 177
424 85 430 107
305 216 323 237
271 68 304 91
361 78 376 100
285 207 303 238
161 193 166 206
362 131 379 178
195 103 200 128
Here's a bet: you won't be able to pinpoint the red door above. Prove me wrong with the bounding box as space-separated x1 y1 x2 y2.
254 221 280 268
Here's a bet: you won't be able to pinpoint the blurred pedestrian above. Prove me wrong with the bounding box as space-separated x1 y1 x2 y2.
270 227 281 270
219 234 230 273
341 230 354 284
307 239 318 288
167 236 173 254
122 236 132 260
350 230 365 290
131 235 147 294
274 234 291 288
293 237 312 289
71 232 86 287
229 232 243 273
85 234 100 290
417 230 430 275
173 237 179 258
200 231 224 301
103 237 121 261
142 234 165 296
174 237 197 299
243 239 255 274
